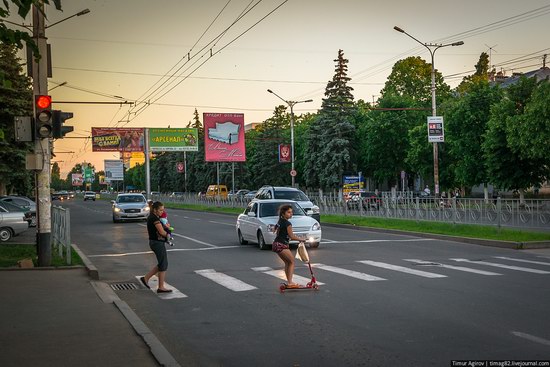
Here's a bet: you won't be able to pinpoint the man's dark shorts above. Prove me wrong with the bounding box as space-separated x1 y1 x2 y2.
149 240 168 271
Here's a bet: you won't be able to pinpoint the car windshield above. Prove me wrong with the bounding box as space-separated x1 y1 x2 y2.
117 195 145 203
273 190 309 201
259 202 305 217
86 192 95 195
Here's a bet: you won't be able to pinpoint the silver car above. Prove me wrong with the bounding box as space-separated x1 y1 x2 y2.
0 205 29 242
111 193 150 223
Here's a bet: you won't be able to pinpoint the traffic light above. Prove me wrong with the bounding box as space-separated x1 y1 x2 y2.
35 95 52 138
52 110 74 138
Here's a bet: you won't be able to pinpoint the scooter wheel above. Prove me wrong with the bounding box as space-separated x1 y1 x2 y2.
313 283 319 290
279 284 286 293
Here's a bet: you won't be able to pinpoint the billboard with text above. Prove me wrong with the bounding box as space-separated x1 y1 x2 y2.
203 113 246 162
92 127 145 152
149 128 198 152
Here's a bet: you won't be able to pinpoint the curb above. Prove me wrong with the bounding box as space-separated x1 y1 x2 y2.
322 222 550 249
72 243 99 280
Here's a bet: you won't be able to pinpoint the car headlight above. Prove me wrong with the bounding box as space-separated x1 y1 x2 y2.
312 205 320 214
143 206 150 212
114 207 121 213
312 222 321 231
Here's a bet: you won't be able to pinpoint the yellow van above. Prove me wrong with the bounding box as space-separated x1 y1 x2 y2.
206 185 228 199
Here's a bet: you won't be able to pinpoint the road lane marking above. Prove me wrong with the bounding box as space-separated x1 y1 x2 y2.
511 331 550 346
323 239 435 244
403 259 502 276
449 259 550 274
138 224 217 247
195 269 257 292
208 220 235 226
88 246 240 258
312 263 386 281
252 267 325 286
322 238 337 243
494 256 550 266
134 276 187 299
357 260 447 278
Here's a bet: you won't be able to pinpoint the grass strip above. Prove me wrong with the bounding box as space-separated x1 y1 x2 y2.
162 202 549 242
322 215 550 242
0 244 84 268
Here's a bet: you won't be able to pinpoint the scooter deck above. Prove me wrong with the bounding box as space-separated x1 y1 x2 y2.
279 283 319 292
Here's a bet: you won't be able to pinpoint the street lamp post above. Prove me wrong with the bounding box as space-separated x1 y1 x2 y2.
267 89 313 187
393 26 463 197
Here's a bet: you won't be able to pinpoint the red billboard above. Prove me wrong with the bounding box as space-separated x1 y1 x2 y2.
278 144 291 163
91 127 145 152
203 113 246 162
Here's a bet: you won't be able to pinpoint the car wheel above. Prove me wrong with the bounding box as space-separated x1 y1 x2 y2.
0 227 13 242
257 231 270 250
238 229 248 245
310 242 320 249
112 215 119 223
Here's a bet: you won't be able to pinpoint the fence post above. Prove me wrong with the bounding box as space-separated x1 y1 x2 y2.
415 197 419 223
497 197 502 230
66 208 71 265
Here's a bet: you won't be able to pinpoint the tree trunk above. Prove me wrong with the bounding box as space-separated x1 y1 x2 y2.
483 183 489 204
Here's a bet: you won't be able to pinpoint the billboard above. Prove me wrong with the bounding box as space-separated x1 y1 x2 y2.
71 173 83 186
149 128 198 152
104 160 124 182
92 127 145 152
203 113 246 162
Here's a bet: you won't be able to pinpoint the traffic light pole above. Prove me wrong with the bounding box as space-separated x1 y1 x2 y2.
33 3 52 266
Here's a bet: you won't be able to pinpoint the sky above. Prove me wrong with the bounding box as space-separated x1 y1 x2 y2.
8 0 550 176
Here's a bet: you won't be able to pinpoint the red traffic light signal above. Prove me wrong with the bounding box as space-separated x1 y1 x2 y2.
35 95 53 138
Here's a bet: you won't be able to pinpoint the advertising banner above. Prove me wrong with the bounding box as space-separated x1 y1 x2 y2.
92 127 145 152
203 113 246 162
278 144 291 163
427 116 444 143
71 173 83 186
83 167 94 183
149 128 198 152
342 175 364 195
104 160 124 182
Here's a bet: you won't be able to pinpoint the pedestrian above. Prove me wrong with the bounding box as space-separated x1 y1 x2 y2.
271 204 306 288
424 185 431 196
140 201 172 293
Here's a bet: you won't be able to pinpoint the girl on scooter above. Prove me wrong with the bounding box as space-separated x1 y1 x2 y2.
272 204 305 288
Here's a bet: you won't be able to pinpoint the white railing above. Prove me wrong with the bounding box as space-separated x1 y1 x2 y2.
51 205 71 265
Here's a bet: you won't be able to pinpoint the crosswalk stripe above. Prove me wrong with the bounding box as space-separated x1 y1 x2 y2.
403 259 502 276
493 256 550 266
357 260 447 278
134 276 187 299
450 259 550 274
312 263 386 281
195 269 257 292
252 267 325 286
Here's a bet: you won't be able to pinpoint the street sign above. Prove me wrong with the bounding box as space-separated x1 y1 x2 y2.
176 162 185 173
427 116 444 143
290 169 297 177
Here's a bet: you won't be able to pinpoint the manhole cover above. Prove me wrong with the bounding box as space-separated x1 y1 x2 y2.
110 283 138 291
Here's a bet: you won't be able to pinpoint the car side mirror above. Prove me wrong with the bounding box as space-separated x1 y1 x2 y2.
110 200 115 204
248 212 256 217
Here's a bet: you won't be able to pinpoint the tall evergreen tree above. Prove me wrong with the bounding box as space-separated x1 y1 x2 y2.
304 49 357 190
0 42 33 195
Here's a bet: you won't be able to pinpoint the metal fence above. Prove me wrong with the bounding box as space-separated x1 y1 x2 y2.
51 205 71 265
141 192 550 230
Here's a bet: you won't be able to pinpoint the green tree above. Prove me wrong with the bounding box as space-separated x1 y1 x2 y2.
457 53 490 94
0 42 33 195
445 80 502 193
483 77 548 200
304 49 357 190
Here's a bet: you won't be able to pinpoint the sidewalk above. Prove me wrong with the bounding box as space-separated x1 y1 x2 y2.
0 267 159 367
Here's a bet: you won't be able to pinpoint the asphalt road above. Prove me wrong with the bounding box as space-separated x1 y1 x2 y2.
62 199 550 366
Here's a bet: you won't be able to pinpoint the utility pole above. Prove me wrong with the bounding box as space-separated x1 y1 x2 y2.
32 3 51 266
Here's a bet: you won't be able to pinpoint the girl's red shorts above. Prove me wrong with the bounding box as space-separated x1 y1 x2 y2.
272 241 289 253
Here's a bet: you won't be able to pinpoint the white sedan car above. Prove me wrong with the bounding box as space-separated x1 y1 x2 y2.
236 199 321 250
111 193 150 223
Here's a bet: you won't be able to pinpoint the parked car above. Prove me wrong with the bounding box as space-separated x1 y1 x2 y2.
170 192 185 198
0 203 30 241
254 186 321 222
111 193 149 223
0 196 36 212
83 191 96 201
229 189 250 199
0 200 36 227
243 190 257 201
236 199 321 250
347 192 382 210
